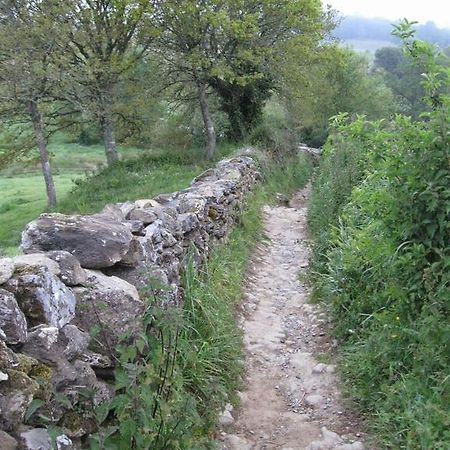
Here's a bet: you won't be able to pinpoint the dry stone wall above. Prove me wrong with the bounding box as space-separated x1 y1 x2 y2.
0 155 260 449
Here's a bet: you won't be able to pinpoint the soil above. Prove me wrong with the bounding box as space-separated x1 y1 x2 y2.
218 186 369 450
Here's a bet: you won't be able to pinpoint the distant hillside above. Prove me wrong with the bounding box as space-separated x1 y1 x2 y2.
334 16 450 51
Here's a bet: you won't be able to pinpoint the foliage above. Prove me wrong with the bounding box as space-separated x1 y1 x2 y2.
0 0 329 168
281 45 397 147
309 24 450 448
249 98 298 157
156 0 328 155
211 70 274 142
59 0 158 165
373 46 428 118
307 113 377 272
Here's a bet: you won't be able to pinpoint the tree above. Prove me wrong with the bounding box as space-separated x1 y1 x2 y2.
156 0 222 158
281 45 396 146
0 0 67 209
208 0 328 141
373 46 426 118
62 0 157 166
157 0 328 156
210 69 274 141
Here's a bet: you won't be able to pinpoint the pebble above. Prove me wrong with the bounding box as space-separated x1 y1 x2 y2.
218 410 235 427
312 363 328 374
305 394 325 407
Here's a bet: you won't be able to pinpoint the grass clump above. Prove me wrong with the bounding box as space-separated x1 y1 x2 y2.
308 28 449 449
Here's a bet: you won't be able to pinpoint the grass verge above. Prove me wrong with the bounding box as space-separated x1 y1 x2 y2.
308 114 450 449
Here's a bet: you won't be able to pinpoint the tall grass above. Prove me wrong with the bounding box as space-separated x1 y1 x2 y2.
308 112 449 448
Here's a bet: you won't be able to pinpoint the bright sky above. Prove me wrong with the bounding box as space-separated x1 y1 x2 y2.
325 0 450 28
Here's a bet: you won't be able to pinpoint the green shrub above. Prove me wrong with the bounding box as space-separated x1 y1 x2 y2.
309 25 450 449
249 99 297 158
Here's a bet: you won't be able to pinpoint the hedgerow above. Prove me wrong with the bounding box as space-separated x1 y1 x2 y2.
309 22 450 449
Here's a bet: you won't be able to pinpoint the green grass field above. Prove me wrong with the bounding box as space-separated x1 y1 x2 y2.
0 136 235 256
0 174 75 256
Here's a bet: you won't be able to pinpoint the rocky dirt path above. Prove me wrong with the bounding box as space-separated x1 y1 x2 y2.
218 186 367 450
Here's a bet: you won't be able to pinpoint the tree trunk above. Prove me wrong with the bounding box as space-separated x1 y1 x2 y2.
100 83 119 166
198 82 216 159
28 100 57 210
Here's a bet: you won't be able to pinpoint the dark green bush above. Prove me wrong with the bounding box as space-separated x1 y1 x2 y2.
249 100 298 158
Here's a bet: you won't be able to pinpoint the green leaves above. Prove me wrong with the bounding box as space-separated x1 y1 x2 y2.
24 398 45 422
309 26 450 449
156 0 328 142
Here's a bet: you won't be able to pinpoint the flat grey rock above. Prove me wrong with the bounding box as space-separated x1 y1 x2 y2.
21 213 133 269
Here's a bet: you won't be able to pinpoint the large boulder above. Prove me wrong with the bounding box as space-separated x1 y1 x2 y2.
21 214 134 269
0 289 27 345
73 271 143 355
4 266 76 329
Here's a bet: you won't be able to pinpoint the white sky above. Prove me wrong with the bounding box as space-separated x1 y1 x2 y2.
325 0 450 28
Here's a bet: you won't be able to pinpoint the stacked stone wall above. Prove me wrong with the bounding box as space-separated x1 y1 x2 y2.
0 155 260 448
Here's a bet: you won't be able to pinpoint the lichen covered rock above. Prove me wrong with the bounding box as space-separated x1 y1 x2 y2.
21 324 90 367
12 254 60 276
0 369 39 431
21 214 134 269
0 289 27 345
4 267 76 329
73 271 143 355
